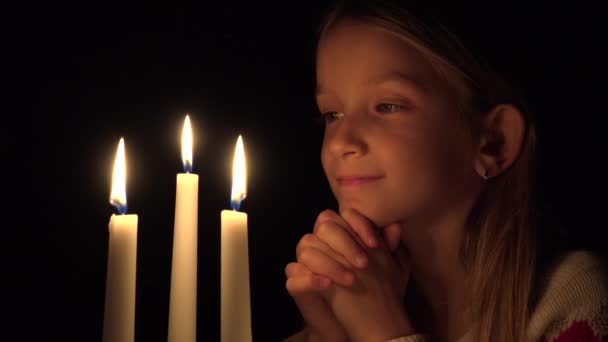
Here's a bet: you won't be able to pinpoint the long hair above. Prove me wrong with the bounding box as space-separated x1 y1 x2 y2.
317 1 540 341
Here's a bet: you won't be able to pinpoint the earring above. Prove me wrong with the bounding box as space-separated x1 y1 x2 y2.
482 169 490 181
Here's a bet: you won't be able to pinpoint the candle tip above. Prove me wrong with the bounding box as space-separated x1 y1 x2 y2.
182 159 193 173
110 200 128 215
230 196 244 211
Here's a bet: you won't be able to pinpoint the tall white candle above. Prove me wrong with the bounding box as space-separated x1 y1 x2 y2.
221 135 252 342
168 115 199 342
103 137 138 342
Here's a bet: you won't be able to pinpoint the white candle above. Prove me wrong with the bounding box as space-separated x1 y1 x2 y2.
221 135 252 342
103 137 138 342
168 115 199 342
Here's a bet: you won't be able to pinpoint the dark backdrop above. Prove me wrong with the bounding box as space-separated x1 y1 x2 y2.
6 1 605 341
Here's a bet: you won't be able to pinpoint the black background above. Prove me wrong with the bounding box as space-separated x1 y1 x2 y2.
6 1 606 341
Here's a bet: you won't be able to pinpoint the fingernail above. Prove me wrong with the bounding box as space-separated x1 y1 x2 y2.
355 255 368 268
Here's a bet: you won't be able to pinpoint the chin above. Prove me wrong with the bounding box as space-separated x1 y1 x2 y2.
338 199 398 229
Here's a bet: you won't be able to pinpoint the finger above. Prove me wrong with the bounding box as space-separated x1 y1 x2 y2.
314 209 342 228
285 266 332 293
314 217 369 269
382 222 403 252
340 208 379 249
288 286 345 340
285 261 313 278
285 262 347 340
296 234 334 261
296 245 356 286
296 233 351 269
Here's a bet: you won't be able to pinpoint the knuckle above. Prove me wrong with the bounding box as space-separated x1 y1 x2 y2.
284 262 296 277
301 233 316 245
315 210 337 229
296 234 315 255
286 277 304 293
296 247 314 264
315 220 333 237
305 275 318 288
285 278 297 293
318 209 336 221
286 275 313 295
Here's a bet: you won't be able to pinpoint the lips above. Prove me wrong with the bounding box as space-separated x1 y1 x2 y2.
336 175 384 186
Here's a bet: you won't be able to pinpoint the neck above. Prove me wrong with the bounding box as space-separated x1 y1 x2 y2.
400 202 474 340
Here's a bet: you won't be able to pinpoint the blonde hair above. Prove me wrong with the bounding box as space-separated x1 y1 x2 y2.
318 1 539 341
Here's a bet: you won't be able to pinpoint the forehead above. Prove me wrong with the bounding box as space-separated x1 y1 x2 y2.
316 19 440 92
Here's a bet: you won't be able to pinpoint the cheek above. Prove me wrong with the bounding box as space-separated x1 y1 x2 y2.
382 128 462 186
438 123 474 164
424 129 475 190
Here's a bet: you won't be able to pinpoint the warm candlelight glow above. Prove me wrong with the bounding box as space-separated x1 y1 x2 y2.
169 114 199 342
230 135 247 210
104 136 137 342
110 137 127 214
182 115 193 173
222 134 251 341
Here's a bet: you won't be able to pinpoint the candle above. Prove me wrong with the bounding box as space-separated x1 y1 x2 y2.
103 137 138 342
221 135 252 342
168 115 199 342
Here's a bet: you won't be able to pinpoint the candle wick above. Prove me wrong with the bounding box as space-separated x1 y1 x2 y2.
230 198 244 211
111 201 128 215
182 160 193 174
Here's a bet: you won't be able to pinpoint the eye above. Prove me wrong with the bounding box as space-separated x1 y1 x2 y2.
320 111 344 124
375 103 403 113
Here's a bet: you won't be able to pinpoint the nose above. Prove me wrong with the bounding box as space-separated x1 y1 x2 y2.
323 114 368 159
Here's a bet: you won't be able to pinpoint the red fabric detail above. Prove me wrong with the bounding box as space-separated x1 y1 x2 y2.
540 320 607 342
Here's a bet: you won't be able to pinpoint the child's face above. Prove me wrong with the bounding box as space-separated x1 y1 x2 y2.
316 20 479 228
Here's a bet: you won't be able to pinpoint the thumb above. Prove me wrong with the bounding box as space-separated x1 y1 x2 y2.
382 222 402 252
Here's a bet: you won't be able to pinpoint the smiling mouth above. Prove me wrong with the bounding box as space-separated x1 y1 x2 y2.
336 176 384 186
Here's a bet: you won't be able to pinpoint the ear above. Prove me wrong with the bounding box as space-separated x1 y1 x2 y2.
474 104 526 179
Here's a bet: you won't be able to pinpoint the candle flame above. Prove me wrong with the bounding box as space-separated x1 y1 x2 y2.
230 135 246 210
110 137 128 214
181 115 193 173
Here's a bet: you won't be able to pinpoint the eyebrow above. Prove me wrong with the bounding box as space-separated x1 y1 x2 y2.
316 71 424 97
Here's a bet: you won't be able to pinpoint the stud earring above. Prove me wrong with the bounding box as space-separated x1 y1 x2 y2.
482 169 490 181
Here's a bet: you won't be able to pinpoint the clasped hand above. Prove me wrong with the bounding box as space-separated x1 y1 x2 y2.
285 209 414 342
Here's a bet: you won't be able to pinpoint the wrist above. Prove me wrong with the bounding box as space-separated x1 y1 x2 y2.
306 327 350 342
306 331 320 342
369 311 415 342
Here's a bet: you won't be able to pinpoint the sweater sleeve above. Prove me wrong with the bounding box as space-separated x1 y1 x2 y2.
386 334 433 342
527 251 608 342
539 304 607 342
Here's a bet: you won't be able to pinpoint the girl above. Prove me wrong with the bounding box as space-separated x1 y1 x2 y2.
284 1 607 341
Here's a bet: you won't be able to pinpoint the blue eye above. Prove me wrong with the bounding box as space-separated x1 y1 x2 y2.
375 103 403 113
320 111 344 124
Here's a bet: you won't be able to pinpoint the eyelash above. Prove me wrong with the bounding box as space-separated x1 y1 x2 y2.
319 111 344 124
317 102 407 125
375 103 404 113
